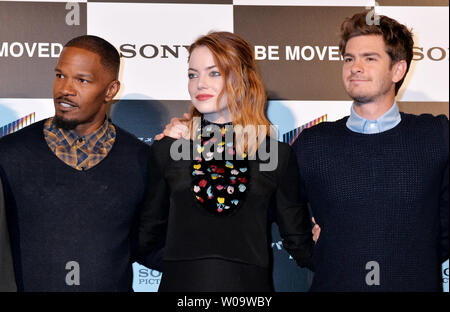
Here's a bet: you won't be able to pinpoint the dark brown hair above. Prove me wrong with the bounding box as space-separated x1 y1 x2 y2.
339 12 414 95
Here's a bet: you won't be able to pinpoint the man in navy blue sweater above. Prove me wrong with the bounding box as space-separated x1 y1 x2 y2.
0 35 159 291
291 13 448 291
0 177 16 291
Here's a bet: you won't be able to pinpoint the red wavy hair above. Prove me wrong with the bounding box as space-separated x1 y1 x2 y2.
187 31 272 156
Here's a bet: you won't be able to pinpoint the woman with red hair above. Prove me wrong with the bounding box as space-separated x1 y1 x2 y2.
138 32 314 292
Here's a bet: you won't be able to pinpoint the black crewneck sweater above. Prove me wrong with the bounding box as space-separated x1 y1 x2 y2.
292 113 449 291
0 120 151 291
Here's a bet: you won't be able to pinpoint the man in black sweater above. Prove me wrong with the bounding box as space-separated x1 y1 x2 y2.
0 35 158 291
291 13 448 291
0 177 16 291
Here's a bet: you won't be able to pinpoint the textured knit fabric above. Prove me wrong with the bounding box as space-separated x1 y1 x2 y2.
138 136 314 275
0 177 16 292
44 117 116 171
292 113 449 292
0 119 151 291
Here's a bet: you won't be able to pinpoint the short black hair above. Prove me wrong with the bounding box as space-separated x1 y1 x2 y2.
64 35 120 79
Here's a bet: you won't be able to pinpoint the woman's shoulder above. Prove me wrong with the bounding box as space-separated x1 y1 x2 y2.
151 136 177 151
150 137 194 167
258 136 292 157
253 137 294 173
149 137 177 166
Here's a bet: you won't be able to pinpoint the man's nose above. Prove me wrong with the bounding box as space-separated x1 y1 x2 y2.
351 59 364 74
59 78 76 96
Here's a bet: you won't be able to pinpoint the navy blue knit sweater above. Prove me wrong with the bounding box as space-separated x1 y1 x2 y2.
292 113 449 291
0 120 151 291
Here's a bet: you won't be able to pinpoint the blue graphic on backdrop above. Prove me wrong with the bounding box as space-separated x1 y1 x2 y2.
444 260 449 292
133 263 161 292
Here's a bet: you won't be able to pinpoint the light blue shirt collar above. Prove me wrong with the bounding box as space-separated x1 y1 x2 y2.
346 101 401 134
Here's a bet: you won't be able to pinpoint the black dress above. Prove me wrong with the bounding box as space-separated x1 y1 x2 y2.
138 122 314 292
159 258 272 292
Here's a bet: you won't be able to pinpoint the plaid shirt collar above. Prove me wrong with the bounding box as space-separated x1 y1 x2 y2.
44 116 116 171
51 117 111 147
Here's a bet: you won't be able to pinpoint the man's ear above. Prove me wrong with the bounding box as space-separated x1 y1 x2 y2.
105 80 120 102
392 60 408 83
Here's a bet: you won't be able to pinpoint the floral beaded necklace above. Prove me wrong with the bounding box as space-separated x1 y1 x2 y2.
191 119 249 216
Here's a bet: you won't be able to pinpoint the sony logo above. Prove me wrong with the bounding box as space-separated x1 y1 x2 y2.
120 44 190 59
138 268 162 278
413 47 449 61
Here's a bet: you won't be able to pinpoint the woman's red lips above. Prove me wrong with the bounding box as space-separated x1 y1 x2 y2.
196 94 214 101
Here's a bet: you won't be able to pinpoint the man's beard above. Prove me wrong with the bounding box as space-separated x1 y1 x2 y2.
351 95 374 105
53 115 79 131
346 78 393 105
346 86 375 105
